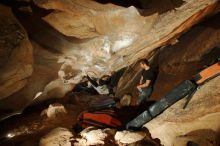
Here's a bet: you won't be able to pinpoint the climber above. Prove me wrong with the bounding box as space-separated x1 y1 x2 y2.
136 59 157 105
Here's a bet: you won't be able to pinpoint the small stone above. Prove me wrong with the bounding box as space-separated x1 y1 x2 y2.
41 103 67 118
115 130 146 144
73 127 109 146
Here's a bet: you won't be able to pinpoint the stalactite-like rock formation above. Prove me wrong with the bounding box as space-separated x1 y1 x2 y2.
35 0 219 81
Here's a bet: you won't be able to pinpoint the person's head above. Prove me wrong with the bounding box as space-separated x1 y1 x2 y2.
139 59 150 69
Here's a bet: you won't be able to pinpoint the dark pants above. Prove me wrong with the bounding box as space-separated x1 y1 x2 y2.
137 87 152 105
73 84 98 95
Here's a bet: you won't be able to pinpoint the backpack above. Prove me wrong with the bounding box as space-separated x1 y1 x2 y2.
88 96 116 112
78 109 122 129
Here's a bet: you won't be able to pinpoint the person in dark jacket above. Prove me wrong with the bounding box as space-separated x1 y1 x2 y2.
86 68 126 95
86 75 111 95
136 59 156 105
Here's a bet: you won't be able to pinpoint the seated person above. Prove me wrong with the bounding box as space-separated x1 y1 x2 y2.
136 59 157 105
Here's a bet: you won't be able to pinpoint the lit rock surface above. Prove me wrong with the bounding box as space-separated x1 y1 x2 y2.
34 0 151 39
41 103 67 118
0 5 33 100
115 130 146 144
73 127 114 146
144 76 220 146
35 0 219 81
39 127 73 146
33 78 75 104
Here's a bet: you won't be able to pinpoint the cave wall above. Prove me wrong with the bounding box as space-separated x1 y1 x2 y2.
0 0 220 121
0 5 33 100
151 13 220 100
34 0 219 81
0 1 220 146
116 12 220 101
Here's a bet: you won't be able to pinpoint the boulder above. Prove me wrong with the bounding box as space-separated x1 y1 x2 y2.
73 127 116 146
41 103 67 118
144 76 220 146
173 129 219 146
115 130 146 144
39 127 73 146
0 41 62 120
33 78 75 104
0 4 33 100
0 101 81 146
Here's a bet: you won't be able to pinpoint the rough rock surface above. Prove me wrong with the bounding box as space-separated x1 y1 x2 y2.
0 2 79 120
0 41 62 120
115 130 146 144
138 0 185 15
40 103 67 118
0 4 33 100
34 0 152 39
35 0 219 82
33 78 75 104
0 98 82 146
73 127 111 146
173 129 219 146
115 62 142 98
72 127 160 146
151 12 220 100
144 76 220 146
116 12 220 100
39 127 73 146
